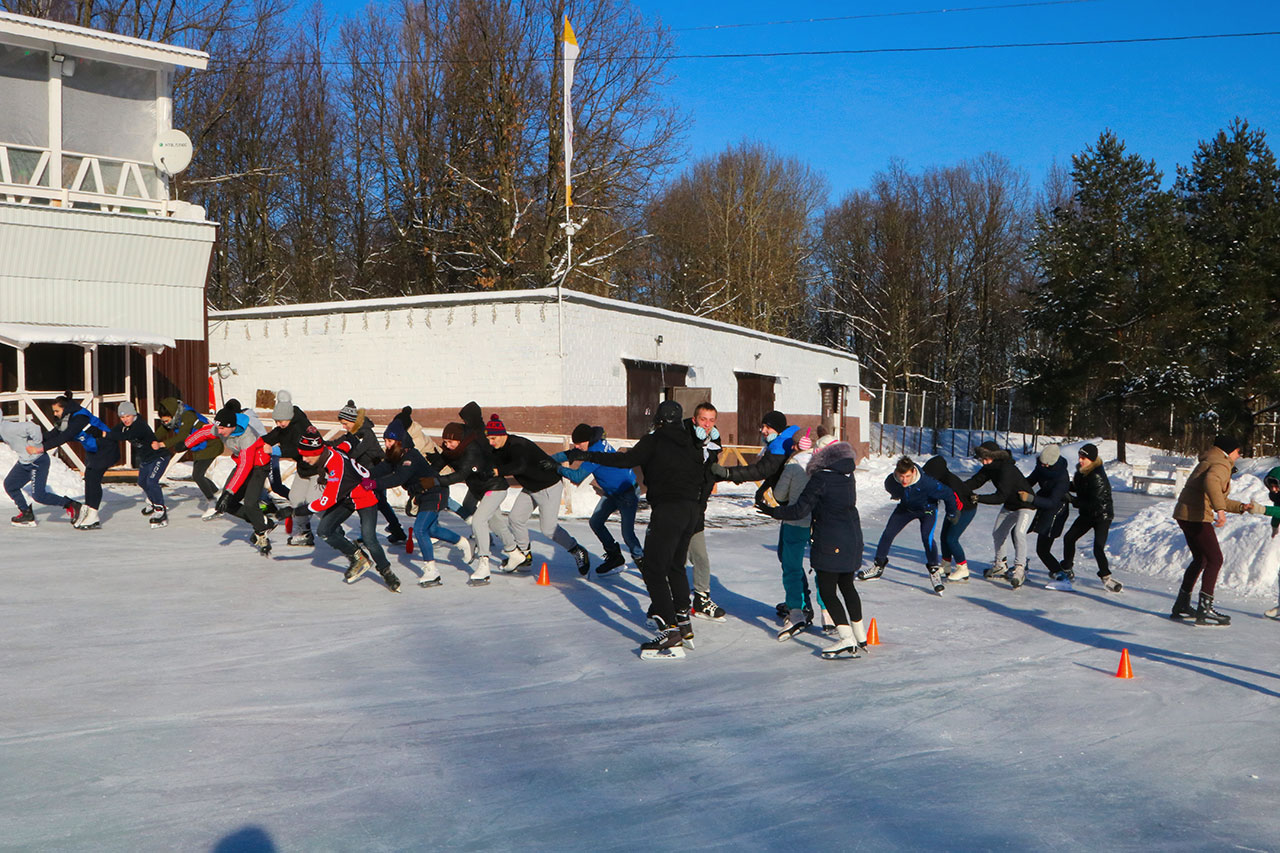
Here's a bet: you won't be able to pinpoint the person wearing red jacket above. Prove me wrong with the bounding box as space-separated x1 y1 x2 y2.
190 402 273 556
302 429 401 593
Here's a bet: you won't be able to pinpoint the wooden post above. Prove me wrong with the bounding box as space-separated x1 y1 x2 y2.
15 345 26 420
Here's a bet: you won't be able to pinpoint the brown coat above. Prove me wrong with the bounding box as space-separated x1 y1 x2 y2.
1173 447 1245 522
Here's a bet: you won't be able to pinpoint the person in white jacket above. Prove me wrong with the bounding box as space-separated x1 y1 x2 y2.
2 415 78 526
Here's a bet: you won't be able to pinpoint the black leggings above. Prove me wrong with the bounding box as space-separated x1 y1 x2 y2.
816 571 862 627
191 457 219 500
1061 514 1111 575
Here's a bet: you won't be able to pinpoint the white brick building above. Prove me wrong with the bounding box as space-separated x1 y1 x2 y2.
208 288 870 453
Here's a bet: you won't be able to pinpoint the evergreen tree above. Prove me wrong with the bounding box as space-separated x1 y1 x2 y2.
1174 118 1280 448
1024 131 1183 462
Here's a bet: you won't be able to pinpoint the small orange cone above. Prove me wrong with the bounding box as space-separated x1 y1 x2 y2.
536 561 551 586
1115 648 1133 679
866 617 880 646
405 528 414 555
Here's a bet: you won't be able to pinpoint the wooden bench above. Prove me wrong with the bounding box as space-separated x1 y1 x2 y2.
1132 455 1195 493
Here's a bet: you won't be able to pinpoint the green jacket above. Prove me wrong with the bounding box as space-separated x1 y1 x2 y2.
155 396 224 461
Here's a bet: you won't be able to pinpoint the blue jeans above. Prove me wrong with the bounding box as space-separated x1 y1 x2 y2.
413 509 461 562
4 455 68 512
875 506 944 566
589 487 644 557
138 456 168 508
941 506 977 563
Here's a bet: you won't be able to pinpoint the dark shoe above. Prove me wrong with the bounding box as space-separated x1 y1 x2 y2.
387 528 407 545
1171 589 1197 620
10 508 36 527
1195 592 1230 626
596 547 625 575
569 544 590 576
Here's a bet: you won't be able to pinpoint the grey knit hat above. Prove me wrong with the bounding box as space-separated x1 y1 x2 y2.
1039 444 1061 466
272 390 294 421
118 401 138 418
338 399 358 422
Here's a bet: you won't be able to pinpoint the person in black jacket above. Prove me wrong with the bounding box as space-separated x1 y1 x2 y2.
336 400 407 545
962 440 1037 589
759 440 867 658
433 403 518 584
922 456 978 582
567 400 705 659
103 401 171 528
486 414 590 576
1018 444 1071 584
36 391 119 530
1059 443 1123 592
377 420 471 587
859 455 958 592
262 390 318 546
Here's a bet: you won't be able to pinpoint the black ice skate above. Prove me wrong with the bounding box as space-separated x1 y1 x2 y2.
640 627 685 660
1195 593 1230 627
570 544 591 576
857 559 887 581
10 508 36 527
596 547 626 575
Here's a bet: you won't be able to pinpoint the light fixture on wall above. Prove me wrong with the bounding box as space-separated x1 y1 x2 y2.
754 352 762 360
52 52 64 62
655 335 663 345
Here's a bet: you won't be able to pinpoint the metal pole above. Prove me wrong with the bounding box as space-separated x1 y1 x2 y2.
950 391 956 457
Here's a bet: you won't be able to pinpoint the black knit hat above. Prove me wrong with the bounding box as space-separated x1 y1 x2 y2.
1213 435 1241 455
297 426 324 455
656 400 683 425
571 423 595 445
761 410 787 433
1078 443 1099 462
214 404 239 428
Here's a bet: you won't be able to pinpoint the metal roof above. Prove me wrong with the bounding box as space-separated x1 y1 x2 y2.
0 321 174 352
0 11 208 70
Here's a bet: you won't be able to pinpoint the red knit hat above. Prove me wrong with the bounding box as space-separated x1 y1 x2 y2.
485 413 507 436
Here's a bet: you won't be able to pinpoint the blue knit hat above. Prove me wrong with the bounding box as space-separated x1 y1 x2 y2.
384 420 408 444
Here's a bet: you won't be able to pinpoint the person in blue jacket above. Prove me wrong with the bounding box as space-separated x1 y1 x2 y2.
1018 444 1071 585
709 410 800 503
103 401 172 528
554 423 643 575
859 455 959 593
35 391 120 530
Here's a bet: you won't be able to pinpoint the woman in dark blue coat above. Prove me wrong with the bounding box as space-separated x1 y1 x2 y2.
759 439 867 658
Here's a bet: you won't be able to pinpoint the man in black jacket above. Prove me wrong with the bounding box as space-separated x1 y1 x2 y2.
962 440 1037 589
568 400 705 659
262 390 318 546
486 413 590 575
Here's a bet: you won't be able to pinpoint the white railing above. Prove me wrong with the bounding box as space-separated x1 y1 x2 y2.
0 142 169 215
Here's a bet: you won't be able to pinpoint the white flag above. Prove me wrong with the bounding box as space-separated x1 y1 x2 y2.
562 16 579 208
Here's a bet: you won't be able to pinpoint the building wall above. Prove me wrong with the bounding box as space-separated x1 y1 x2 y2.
0 204 215 340
208 291 871 455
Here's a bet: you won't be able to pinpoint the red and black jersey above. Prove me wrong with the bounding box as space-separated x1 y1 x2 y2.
309 447 376 513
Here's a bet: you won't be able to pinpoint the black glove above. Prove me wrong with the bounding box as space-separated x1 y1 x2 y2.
564 448 588 462
709 463 730 480
215 491 233 514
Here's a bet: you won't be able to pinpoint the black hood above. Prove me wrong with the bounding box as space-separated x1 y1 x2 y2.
922 455 951 481
459 401 485 434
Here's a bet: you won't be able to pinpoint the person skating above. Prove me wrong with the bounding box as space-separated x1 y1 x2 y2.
687 402 729 621
335 399 407 545
962 440 1037 589
921 455 977 582
1248 468 1280 618
303 429 401 593
757 438 868 659
189 401 274 555
768 428 820 639
1018 444 1072 586
2 414 77 526
432 403 519 585
1171 436 1251 625
553 423 643 575
154 396 223 519
103 402 171 528
376 419 470 587
36 392 118 530
566 400 705 660
486 414 590 575
859 455 958 593
1055 444 1123 592
261 390 319 546
709 409 799 502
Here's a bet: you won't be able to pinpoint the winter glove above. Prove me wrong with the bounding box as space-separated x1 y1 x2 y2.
709 463 730 480
215 491 233 514
360 477 377 492
564 448 588 462
418 475 437 490
270 444 282 458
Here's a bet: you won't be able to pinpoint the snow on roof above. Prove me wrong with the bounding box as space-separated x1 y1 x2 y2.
0 11 208 70
0 322 174 352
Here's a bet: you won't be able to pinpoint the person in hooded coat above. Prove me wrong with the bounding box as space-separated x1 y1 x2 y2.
922 455 977 582
1057 443 1124 593
1019 444 1071 584
759 439 868 658
36 391 119 530
155 395 223 517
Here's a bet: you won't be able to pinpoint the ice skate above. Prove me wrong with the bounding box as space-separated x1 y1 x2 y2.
776 611 808 642
857 559 886 581
456 537 474 564
418 560 443 588
64 499 81 522
676 611 695 650
1195 593 1230 627
596 546 625 575
386 527 407 545
822 625 860 659
252 530 272 557
947 561 970 582
10 508 37 527
569 544 591 576
141 503 156 516
1045 575 1075 591
692 591 727 622
287 531 314 547
1100 573 1123 593
378 567 402 593
984 557 1008 579
640 627 685 660
75 506 101 530
148 509 168 529
201 506 223 521
927 564 945 594
344 548 372 583
1009 562 1026 590
1266 606 1280 619
852 620 870 655
499 548 530 573
468 556 492 586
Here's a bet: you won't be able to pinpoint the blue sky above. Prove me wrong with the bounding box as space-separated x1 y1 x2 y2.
624 0 1280 199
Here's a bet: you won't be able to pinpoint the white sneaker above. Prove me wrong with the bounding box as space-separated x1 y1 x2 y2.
201 506 223 521
458 537 474 564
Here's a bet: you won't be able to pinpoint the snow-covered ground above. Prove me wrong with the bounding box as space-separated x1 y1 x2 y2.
3 443 1280 849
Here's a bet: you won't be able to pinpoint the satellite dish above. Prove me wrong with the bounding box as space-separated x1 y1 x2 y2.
152 129 193 175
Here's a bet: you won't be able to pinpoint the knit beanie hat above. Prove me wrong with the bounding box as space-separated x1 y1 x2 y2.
1039 443 1061 466
797 427 813 451
656 400 683 426
1213 435 1241 455
485 413 507 436
1078 443 1099 462
297 426 324 456
272 390 294 421
814 434 836 450
383 420 407 444
761 410 787 434
214 404 239 428
442 422 465 442
338 400 358 423
571 423 594 445
118 401 138 418
974 440 1002 459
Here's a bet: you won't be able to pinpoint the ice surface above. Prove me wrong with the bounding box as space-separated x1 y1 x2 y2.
2 442 1280 849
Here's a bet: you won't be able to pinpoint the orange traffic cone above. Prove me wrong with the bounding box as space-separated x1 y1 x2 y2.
1115 648 1133 679
536 562 551 586
866 617 880 646
405 528 414 555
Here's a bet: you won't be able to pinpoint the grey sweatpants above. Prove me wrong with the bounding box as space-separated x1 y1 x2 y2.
471 489 516 560
508 481 578 552
689 529 712 595
288 475 322 533
993 507 1035 568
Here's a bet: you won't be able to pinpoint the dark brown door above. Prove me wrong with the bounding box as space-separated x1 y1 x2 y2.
625 360 688 438
736 373 776 445
821 383 845 439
